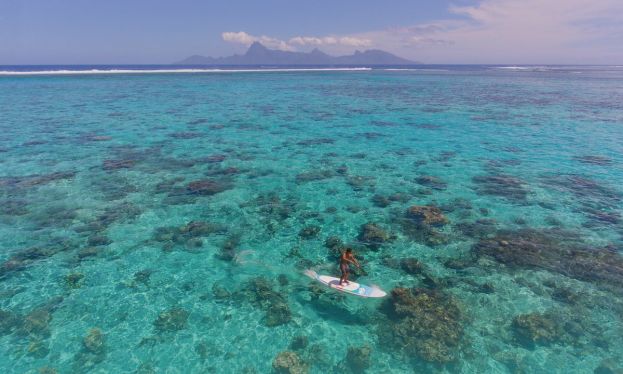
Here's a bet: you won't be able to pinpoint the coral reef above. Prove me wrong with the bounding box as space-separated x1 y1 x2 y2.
440 198 472 213
73 328 106 372
169 131 202 139
1 240 76 278
357 222 391 250
324 236 344 258
573 155 613 166
341 345 372 374
216 234 240 261
399 258 425 275
406 206 449 226
64 273 85 289
186 178 233 195
0 309 21 336
455 219 497 239
27 339 49 358
415 175 447 190
153 221 227 251
299 225 321 239
541 174 620 213
473 228 623 294
83 328 106 356
378 287 463 364
472 174 529 202
0 199 28 216
133 270 153 285
212 283 231 300
295 170 334 184
383 258 445 288
396 205 450 247
87 235 111 247
245 277 291 327
371 194 391 208
153 308 189 332
252 192 296 221
272 351 308 374
103 159 135 171
0 171 76 190
346 175 375 191
511 312 561 347
22 309 52 338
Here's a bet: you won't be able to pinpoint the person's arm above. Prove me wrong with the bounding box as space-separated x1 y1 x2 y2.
349 255 361 268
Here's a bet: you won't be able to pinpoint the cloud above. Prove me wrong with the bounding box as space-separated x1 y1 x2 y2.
221 31 293 51
222 31 372 53
351 0 623 63
221 31 255 45
289 36 371 48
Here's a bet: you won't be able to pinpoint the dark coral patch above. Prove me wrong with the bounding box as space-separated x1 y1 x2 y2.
473 229 623 294
299 225 321 239
541 174 620 209
245 277 291 327
371 194 391 208
357 222 391 250
512 312 562 348
0 199 29 216
415 175 447 190
295 170 334 184
378 287 463 364
168 131 203 139
203 154 227 163
187 118 208 125
102 159 135 171
395 206 450 247
186 179 233 195
573 155 613 166
406 206 449 226
153 221 227 251
153 308 189 332
0 171 76 189
297 138 334 146
1 241 75 278
346 175 375 191
473 174 529 202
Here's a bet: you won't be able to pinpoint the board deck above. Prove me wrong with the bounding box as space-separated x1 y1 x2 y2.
305 270 387 298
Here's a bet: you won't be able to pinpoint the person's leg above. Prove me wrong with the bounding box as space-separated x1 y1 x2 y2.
339 264 347 285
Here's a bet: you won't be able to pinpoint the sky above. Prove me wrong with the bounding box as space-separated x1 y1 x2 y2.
1 0 622 64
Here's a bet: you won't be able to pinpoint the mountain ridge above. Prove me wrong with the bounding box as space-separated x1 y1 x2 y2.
176 42 417 65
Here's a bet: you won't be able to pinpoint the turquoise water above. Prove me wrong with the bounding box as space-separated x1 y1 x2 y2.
1 67 622 373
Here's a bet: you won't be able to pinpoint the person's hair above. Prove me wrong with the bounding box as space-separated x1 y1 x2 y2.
345 248 352 253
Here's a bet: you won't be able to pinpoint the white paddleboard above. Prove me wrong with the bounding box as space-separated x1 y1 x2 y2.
305 270 387 298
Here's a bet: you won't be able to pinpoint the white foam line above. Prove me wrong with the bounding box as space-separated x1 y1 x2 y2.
0 67 372 76
383 68 449 72
493 66 538 70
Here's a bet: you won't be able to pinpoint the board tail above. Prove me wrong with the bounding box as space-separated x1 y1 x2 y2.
303 269 318 279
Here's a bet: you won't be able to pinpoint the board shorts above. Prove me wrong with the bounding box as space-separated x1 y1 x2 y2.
340 263 349 275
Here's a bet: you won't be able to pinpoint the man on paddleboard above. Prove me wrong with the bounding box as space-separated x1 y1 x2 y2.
339 248 361 286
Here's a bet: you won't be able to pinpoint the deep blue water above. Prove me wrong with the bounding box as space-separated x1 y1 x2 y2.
0 66 622 373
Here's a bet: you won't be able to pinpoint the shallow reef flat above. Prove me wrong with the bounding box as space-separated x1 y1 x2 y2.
0 68 622 373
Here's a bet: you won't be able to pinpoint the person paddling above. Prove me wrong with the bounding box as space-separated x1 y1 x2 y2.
339 248 361 286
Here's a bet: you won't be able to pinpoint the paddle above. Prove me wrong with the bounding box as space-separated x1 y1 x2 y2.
356 264 368 276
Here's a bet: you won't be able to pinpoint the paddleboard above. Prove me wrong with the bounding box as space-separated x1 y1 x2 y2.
305 270 387 298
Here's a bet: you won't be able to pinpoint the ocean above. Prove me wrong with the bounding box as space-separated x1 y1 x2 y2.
0 65 622 373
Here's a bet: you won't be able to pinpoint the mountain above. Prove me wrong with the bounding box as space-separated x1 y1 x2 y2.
176 42 416 65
